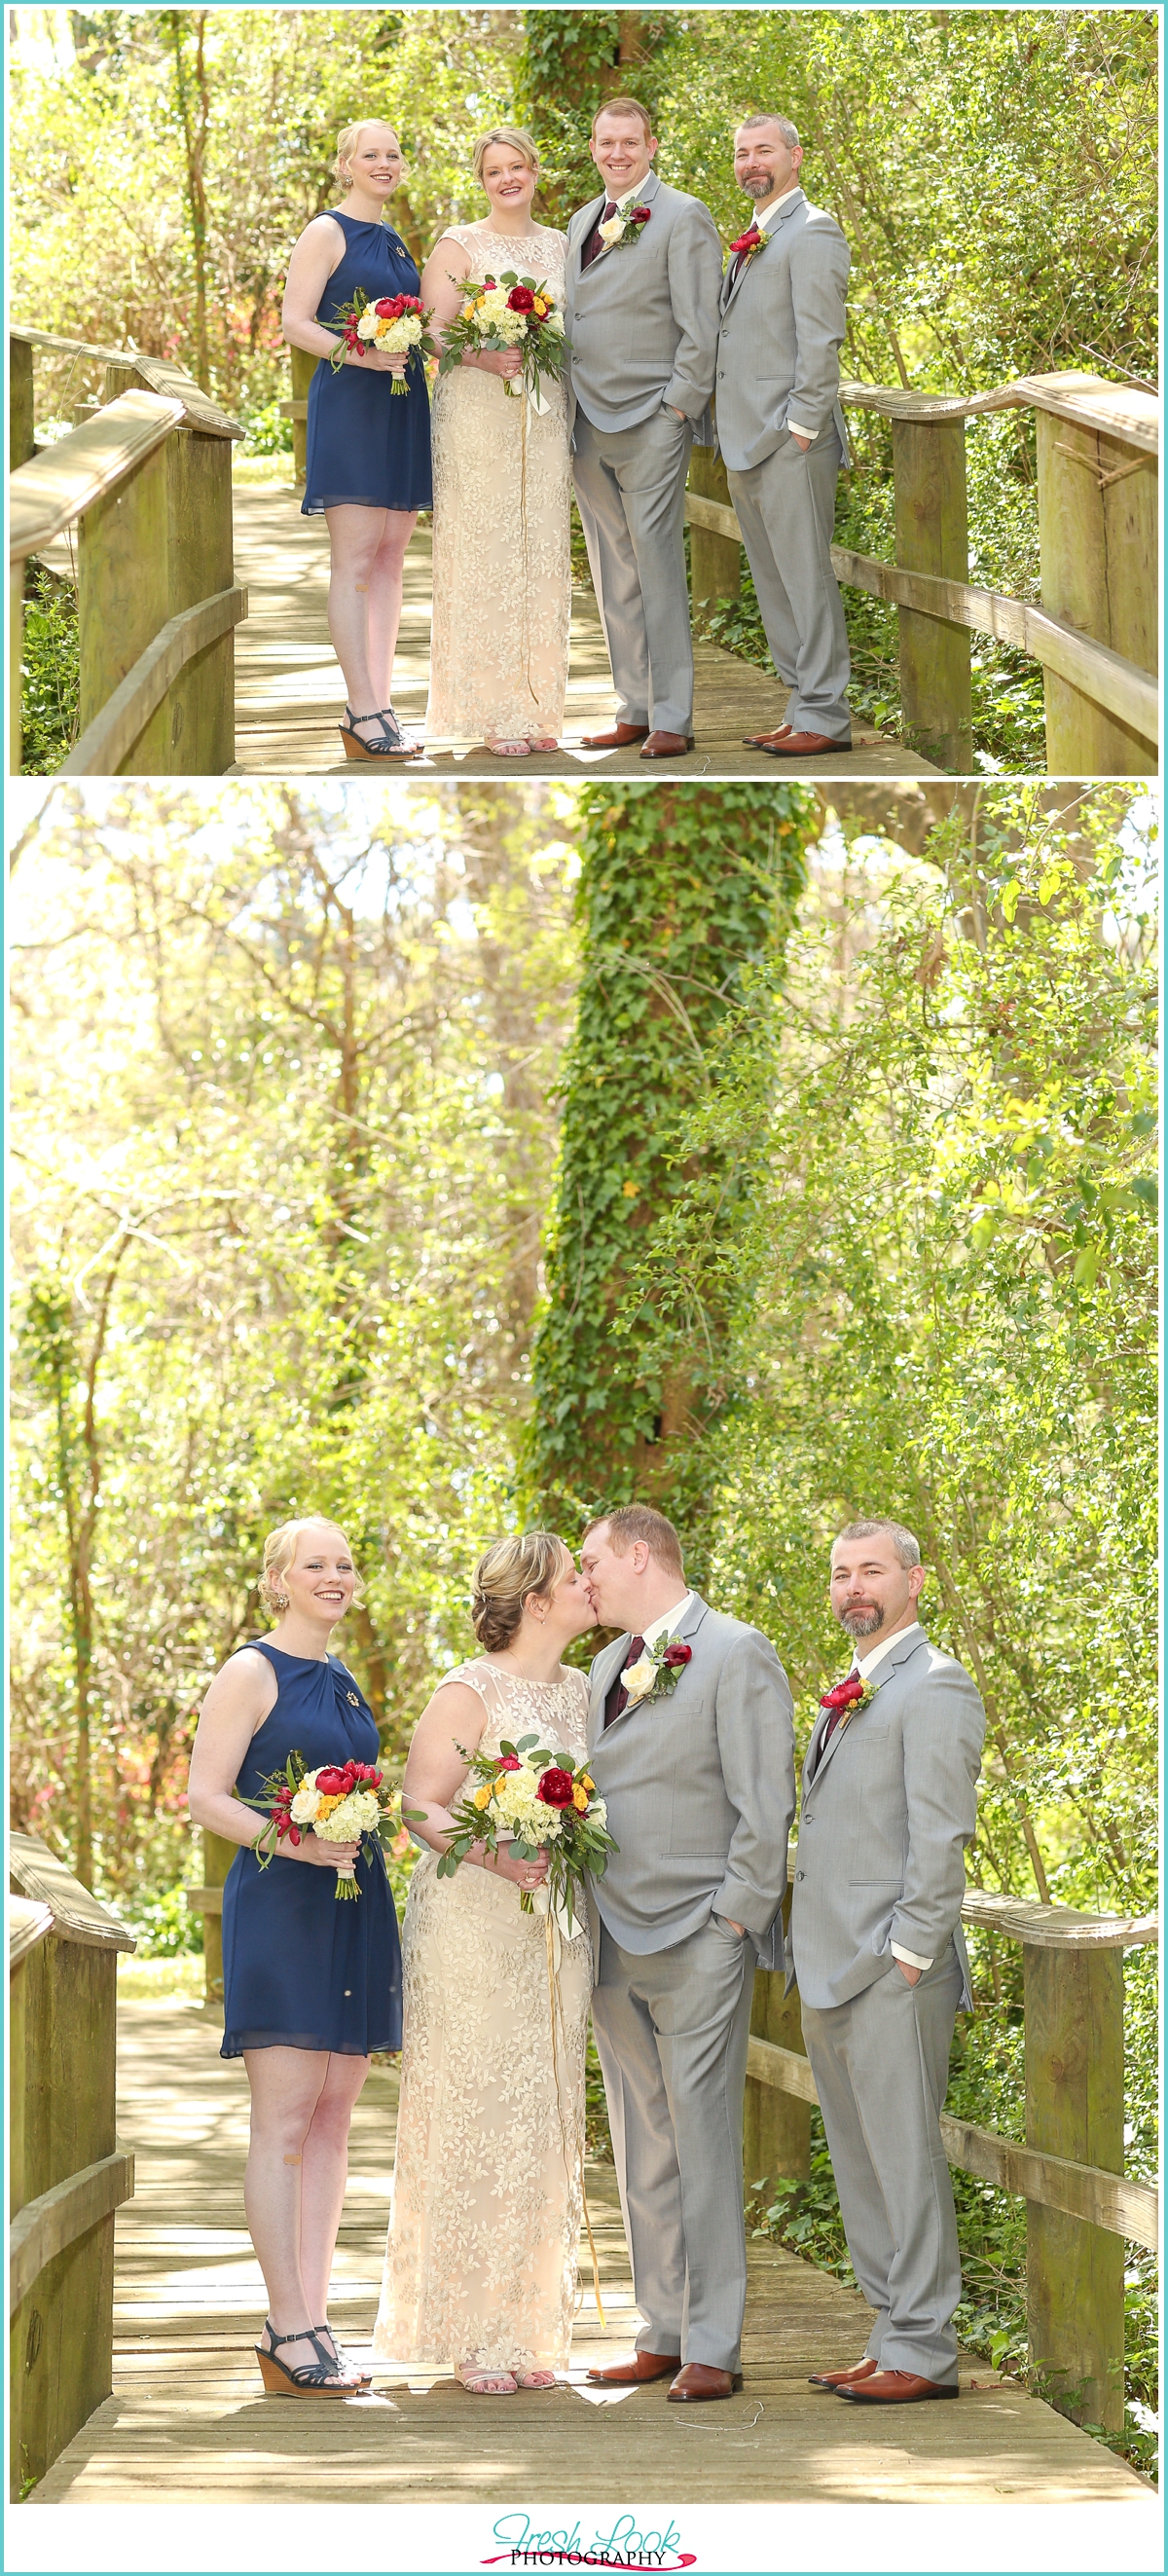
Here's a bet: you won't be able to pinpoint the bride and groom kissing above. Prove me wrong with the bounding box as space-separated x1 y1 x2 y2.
379 1502 984 2408
282 99 853 761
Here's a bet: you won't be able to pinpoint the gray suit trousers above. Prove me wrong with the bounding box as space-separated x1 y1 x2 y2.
591 1916 754 2371
726 429 851 738
800 1944 964 2380
572 406 695 736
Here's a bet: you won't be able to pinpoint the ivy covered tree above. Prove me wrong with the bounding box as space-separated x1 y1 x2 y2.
515 11 679 227
527 782 815 1535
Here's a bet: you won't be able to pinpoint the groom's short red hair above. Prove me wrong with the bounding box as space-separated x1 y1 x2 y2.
592 96 654 142
583 1504 684 1576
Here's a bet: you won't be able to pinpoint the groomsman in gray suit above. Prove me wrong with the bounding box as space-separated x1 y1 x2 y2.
578 1505 794 2401
715 114 854 756
565 100 723 759
790 1519 985 2404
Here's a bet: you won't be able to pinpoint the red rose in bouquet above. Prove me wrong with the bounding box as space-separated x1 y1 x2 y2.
536 1766 575 1808
506 284 536 313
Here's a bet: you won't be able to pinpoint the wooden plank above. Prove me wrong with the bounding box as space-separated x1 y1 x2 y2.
10 2150 135 2314
9 392 183 563
10 335 35 469
61 584 247 776
840 372 1158 453
687 446 741 615
1025 1944 1126 2433
11 323 136 366
1037 405 1159 774
746 2035 1156 2250
9 1898 54 1971
9 1834 136 1954
892 415 972 770
962 1890 1158 1950
183 1889 223 1915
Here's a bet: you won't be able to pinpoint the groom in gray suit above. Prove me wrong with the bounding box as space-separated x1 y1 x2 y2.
578 1504 794 2402
565 99 722 760
715 113 854 756
790 1519 985 2404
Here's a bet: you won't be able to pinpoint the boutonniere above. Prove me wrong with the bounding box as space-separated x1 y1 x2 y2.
599 201 652 250
621 1637 692 1709
728 223 767 270
818 1671 880 1734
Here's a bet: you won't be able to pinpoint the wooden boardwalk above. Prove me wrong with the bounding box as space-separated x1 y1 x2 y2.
30 1999 1149 2508
229 482 940 781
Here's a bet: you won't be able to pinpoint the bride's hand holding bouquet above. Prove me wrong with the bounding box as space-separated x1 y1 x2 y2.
438 275 569 407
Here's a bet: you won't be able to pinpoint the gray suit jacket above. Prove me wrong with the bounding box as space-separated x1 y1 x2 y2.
585 1594 795 1968
787 1629 985 2012
714 189 851 473
564 168 722 437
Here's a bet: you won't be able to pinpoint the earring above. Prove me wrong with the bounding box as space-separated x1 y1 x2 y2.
274 1591 288 1608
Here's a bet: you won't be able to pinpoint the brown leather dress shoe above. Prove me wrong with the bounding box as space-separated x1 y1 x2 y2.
667 2363 743 2402
743 724 791 748
639 731 695 758
580 722 650 749
807 2356 881 2391
837 2368 959 2404
761 729 852 757
585 2349 679 2385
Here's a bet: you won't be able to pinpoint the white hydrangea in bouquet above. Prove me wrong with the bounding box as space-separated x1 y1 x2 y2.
438 274 569 408
328 289 434 392
240 1750 396 1897
429 1733 616 1932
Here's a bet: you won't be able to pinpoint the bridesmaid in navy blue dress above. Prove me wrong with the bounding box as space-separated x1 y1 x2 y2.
189 1516 402 2396
282 121 433 762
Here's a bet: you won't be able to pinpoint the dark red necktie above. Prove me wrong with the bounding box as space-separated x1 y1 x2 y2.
583 202 618 270
604 1634 645 1727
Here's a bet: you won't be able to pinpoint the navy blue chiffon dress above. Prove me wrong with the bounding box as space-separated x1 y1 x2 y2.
302 212 433 515
220 1641 402 2058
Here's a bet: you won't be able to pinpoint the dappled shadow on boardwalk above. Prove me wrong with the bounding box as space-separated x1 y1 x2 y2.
30 2000 1149 2506
229 484 940 782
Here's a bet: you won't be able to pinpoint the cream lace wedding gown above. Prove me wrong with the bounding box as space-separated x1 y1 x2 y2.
424 222 572 748
374 1658 592 2375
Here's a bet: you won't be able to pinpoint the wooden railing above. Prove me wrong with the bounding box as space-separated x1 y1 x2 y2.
687 370 1158 777
745 1883 1158 2434
9 1833 135 2498
9 327 248 777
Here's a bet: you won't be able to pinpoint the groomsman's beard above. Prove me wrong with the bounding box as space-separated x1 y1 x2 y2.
838 1603 884 1638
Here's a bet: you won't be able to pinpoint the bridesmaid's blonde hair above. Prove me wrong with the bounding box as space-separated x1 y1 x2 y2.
472 127 540 185
471 1530 566 1652
260 1517 366 1612
334 120 402 183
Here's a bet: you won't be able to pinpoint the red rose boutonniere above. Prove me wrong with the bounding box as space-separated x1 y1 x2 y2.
621 1636 693 1709
598 202 652 251
728 223 767 271
819 1671 880 1737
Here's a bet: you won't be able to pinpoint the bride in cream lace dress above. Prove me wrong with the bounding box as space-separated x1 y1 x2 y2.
420 128 570 757
374 1535 595 2391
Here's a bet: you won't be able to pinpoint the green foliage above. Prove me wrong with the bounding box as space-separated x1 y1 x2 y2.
516 10 679 227
527 784 816 1532
241 398 294 455
20 568 80 774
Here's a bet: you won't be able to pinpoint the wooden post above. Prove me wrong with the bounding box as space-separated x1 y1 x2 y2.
201 1830 237 2020
10 336 35 468
76 424 172 770
1036 409 1157 776
687 440 741 630
891 417 973 773
93 360 236 772
1023 1941 1125 2432
287 347 316 488
744 1896 811 2201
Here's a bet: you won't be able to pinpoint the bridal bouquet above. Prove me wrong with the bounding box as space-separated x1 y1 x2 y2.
433 1734 616 1931
328 288 434 390
240 1749 395 1897
438 274 568 406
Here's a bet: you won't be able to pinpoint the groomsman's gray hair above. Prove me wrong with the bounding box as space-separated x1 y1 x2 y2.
834 1518 922 1570
737 113 801 152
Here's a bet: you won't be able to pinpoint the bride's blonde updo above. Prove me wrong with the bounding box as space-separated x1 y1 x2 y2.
471 126 540 185
471 1530 566 1652
259 1516 366 1613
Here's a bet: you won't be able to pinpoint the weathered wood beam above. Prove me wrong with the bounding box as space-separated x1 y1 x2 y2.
8 1897 55 1971
60 581 247 776
9 1833 136 1953
680 497 1157 746
10 392 184 563
184 1887 224 1913
962 1891 1158 1951
839 372 1158 455
746 2036 1157 2251
9 2148 135 2315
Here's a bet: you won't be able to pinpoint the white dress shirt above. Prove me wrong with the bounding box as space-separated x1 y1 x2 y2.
850 1620 931 1970
749 185 816 441
639 1591 695 1650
